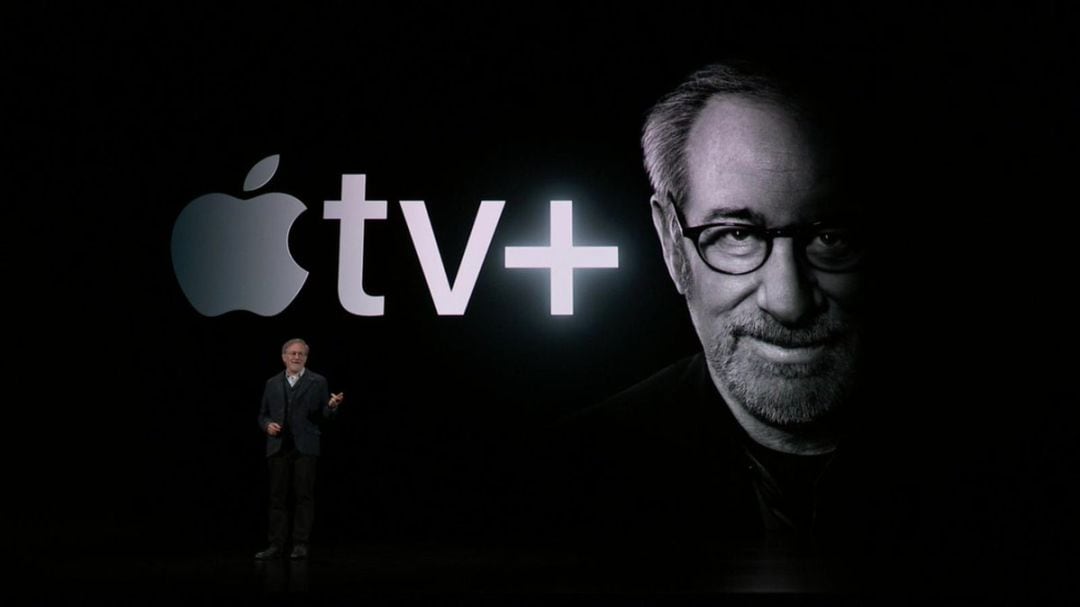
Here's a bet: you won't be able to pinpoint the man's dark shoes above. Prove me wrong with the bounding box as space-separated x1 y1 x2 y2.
255 544 283 560
289 543 309 560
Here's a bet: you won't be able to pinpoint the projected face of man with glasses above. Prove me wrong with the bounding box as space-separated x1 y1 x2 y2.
647 77 864 453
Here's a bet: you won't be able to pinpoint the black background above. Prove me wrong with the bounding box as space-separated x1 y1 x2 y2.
14 2 1076 600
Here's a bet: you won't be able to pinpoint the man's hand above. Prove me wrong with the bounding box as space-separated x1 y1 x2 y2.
329 392 345 410
266 422 282 437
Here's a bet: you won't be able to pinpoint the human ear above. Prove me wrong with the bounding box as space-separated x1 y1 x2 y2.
650 196 689 295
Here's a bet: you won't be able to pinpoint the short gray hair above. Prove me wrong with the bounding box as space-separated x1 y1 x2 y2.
642 63 788 204
281 338 309 355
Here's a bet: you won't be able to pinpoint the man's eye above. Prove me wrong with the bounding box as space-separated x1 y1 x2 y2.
699 226 763 262
807 228 863 261
716 227 762 248
702 226 758 245
816 231 847 246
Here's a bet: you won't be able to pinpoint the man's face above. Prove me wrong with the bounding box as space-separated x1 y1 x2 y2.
282 343 308 375
653 96 864 427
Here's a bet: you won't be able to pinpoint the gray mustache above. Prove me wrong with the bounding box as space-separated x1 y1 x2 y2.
731 315 851 348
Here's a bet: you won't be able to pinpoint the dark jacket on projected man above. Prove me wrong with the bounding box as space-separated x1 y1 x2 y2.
533 353 927 592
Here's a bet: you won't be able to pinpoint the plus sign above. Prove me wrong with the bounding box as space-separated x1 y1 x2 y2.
504 200 619 315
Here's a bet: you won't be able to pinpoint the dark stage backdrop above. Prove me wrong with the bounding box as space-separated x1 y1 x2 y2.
14 2 1075 599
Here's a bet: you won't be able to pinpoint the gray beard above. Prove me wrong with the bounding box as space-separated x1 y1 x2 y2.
703 314 862 427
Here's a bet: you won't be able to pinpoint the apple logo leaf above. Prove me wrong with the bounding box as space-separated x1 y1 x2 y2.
243 154 281 192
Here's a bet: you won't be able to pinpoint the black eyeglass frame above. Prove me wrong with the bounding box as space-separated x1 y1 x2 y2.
665 192 865 276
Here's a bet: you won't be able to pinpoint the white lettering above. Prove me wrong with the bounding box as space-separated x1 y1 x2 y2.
400 200 505 315
324 175 387 316
504 200 619 315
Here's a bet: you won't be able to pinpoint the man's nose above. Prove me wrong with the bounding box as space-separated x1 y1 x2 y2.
755 239 822 326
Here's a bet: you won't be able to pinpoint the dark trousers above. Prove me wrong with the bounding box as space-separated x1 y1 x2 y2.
267 447 318 547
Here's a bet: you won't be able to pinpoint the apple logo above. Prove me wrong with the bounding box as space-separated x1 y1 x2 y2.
171 154 309 316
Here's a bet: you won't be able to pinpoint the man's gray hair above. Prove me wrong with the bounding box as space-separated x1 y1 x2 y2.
642 63 788 204
281 338 309 354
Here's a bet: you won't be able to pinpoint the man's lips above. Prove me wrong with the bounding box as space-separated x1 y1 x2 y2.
742 336 828 364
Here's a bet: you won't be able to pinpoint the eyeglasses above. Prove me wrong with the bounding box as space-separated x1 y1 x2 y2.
667 194 865 275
